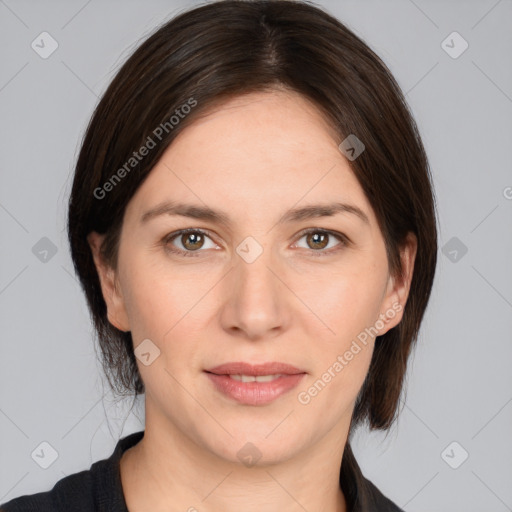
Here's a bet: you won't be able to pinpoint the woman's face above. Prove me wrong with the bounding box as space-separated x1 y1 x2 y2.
89 90 414 465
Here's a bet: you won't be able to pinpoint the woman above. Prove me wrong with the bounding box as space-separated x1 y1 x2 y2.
0 0 437 510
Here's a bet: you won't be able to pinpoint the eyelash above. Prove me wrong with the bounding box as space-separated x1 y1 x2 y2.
162 227 349 258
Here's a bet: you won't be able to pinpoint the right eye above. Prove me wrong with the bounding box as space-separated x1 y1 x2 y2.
162 228 219 257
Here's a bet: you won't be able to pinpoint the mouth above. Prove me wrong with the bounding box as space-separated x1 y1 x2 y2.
204 362 307 406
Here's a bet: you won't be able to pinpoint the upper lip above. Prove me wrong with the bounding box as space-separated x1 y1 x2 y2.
205 362 306 376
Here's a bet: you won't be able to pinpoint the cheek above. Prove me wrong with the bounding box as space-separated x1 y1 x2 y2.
119 264 208 390
296 326 374 422
293 254 386 408
297 258 388 345
298 276 380 413
119 252 221 377
118 252 195 340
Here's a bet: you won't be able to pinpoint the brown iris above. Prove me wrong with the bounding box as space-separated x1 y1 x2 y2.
181 232 205 251
306 232 329 250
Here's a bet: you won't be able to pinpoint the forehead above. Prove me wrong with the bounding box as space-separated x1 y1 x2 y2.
184 89 342 145
124 90 375 228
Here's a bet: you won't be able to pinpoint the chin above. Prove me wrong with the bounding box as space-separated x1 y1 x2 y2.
198 422 309 467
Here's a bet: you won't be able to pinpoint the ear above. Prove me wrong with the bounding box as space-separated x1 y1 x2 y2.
87 231 130 332
376 232 417 336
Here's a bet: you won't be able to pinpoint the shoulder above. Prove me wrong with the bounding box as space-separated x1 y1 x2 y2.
0 430 144 512
0 469 95 512
341 442 405 512
358 476 405 512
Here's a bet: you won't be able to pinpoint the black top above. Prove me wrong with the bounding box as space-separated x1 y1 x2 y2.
0 430 404 511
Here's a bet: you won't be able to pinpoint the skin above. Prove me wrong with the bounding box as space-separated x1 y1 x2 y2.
88 89 416 512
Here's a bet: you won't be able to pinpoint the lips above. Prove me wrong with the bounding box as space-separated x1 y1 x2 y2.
204 362 307 406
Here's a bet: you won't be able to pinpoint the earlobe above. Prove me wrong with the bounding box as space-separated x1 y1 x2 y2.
87 231 130 332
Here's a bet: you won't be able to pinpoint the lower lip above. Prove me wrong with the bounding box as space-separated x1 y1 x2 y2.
205 372 306 406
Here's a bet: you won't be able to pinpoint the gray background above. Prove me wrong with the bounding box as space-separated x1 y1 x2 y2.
1 0 511 510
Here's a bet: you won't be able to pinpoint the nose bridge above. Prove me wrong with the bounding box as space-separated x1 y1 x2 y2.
221 236 289 338
235 237 280 306
236 242 275 295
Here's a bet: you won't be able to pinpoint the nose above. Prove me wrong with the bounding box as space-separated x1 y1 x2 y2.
219 244 291 341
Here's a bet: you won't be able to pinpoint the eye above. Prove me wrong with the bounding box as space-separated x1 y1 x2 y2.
163 228 218 257
293 228 348 255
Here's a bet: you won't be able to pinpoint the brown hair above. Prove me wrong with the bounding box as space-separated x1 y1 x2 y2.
67 0 437 434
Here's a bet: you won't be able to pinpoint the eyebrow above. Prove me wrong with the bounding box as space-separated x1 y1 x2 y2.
139 200 370 226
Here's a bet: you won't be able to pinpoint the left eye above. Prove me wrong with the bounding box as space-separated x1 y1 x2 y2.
294 229 346 253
